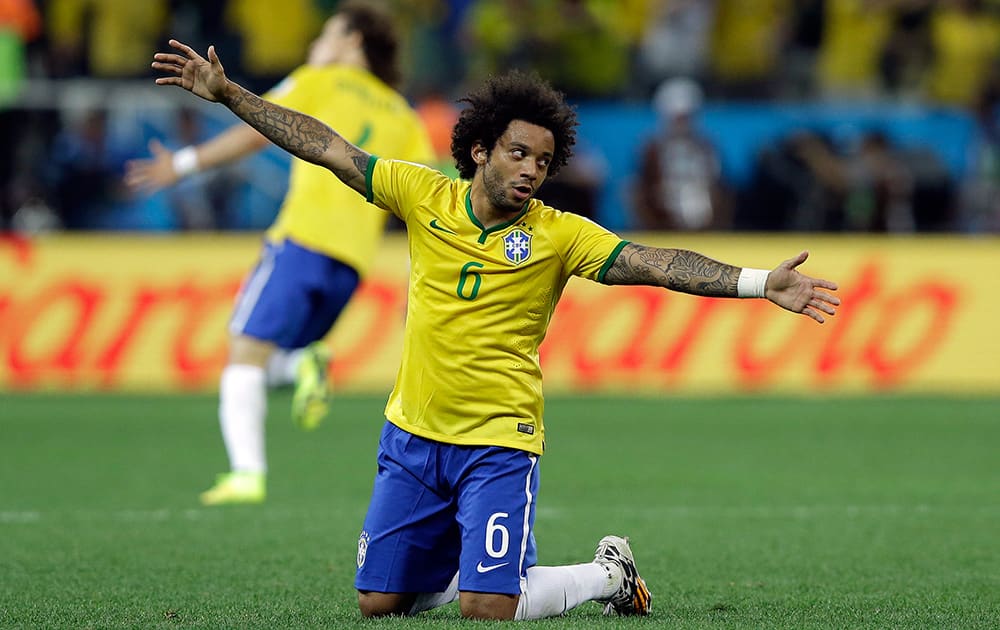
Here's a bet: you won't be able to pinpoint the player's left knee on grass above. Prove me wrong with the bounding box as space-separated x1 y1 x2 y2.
356 591 415 617
459 592 518 620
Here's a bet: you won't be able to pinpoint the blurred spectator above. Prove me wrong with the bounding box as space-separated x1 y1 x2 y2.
384 0 461 96
633 78 730 231
880 0 934 98
0 0 40 103
415 89 460 176
536 136 607 222
841 131 916 232
589 0 653 98
45 0 168 77
164 107 241 230
708 0 791 99
386 87 461 231
224 0 324 93
614 0 656 50
2 0 986 235
893 141 955 230
44 108 132 229
636 0 717 94
0 106 54 229
166 0 236 56
10 195 60 233
461 0 631 99
959 65 1000 232
0 0 42 227
459 0 534 82
923 0 1000 108
741 127 953 232
777 0 824 99
740 130 846 231
534 0 632 99
815 0 897 102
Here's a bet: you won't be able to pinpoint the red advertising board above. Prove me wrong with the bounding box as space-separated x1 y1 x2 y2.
2 233 996 394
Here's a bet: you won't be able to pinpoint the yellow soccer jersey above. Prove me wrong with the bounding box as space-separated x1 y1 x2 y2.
264 64 434 276
366 158 628 455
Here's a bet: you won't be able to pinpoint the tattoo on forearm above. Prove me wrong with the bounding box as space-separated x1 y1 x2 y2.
227 87 331 160
225 85 367 189
604 244 740 297
348 150 369 178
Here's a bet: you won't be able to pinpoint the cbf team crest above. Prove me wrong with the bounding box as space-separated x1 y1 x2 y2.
357 530 370 568
503 228 532 265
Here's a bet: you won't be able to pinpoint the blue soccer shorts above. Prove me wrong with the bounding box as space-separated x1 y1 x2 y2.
355 421 540 596
229 238 359 350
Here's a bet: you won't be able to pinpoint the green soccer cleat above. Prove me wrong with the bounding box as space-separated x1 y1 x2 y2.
594 535 653 616
199 471 266 506
291 341 332 431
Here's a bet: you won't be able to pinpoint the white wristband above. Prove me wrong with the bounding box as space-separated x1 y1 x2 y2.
737 268 770 298
172 146 200 177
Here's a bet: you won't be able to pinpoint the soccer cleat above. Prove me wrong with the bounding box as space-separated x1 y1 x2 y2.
199 471 266 506
291 341 332 431
594 535 652 616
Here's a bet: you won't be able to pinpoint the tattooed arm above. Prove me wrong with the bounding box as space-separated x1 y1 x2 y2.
604 243 841 323
218 82 369 194
151 39 369 196
603 243 740 296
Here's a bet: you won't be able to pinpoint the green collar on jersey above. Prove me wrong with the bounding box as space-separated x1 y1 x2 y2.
465 188 530 245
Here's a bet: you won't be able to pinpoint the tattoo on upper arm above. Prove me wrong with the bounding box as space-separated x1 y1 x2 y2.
603 243 740 297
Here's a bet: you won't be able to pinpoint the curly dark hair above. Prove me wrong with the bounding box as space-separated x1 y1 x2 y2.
338 1 400 88
451 71 578 180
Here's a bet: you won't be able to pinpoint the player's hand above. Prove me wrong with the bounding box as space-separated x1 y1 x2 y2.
152 39 229 103
124 139 179 193
764 251 840 323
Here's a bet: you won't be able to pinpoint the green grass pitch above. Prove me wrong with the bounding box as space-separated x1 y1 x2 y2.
2 393 998 628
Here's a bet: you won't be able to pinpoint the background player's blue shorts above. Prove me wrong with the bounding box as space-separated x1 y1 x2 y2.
355 421 539 596
229 238 360 349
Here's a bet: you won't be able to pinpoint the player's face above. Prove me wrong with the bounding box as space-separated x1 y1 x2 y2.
308 15 354 66
478 120 555 213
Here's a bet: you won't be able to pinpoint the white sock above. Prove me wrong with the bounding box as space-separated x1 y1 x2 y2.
265 348 304 387
408 572 459 614
514 563 617 620
219 364 267 473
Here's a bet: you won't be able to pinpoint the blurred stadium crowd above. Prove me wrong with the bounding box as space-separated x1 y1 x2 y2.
2 0 1000 233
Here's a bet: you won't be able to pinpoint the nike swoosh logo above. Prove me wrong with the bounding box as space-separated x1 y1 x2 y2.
429 219 457 235
476 561 509 574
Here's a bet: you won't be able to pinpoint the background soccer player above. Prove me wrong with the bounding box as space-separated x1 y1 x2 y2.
126 3 434 506
149 37 840 619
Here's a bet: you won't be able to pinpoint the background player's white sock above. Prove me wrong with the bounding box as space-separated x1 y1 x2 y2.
514 563 614 620
408 572 459 614
219 364 267 473
265 348 304 387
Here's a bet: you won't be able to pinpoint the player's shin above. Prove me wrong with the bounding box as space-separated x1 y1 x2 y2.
219 364 267 472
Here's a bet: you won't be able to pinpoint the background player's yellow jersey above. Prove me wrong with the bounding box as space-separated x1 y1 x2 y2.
263 64 434 276
367 158 628 455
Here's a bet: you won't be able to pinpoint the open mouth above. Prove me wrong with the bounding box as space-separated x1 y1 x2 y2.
512 184 533 200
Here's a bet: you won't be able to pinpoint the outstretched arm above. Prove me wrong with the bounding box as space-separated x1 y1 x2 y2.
603 244 840 323
150 39 369 196
125 125 270 194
